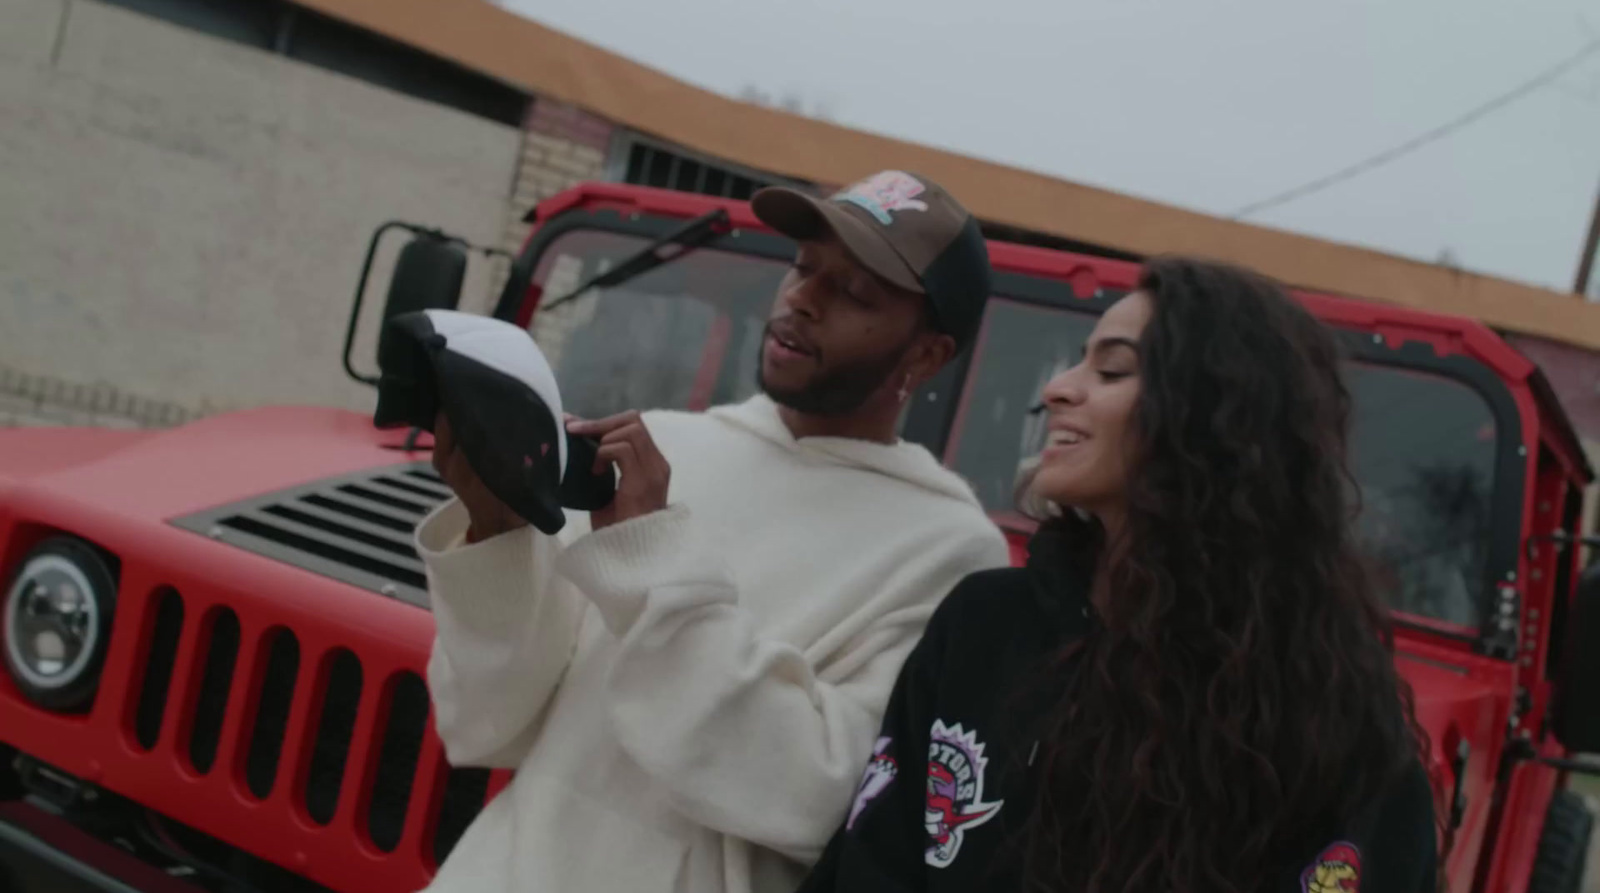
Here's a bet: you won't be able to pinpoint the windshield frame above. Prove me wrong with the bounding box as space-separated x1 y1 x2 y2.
506 204 1529 658
1334 330 1527 654
491 207 797 325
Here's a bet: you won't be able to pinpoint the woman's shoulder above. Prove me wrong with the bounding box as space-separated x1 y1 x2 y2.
922 560 1091 665
1291 759 1437 893
1382 759 1440 845
931 566 1038 628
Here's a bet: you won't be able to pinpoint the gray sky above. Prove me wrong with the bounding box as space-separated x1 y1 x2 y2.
511 0 1600 294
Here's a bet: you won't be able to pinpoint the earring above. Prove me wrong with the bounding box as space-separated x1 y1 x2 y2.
897 374 912 403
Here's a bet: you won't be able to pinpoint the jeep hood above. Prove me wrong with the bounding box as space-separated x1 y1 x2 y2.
0 407 428 523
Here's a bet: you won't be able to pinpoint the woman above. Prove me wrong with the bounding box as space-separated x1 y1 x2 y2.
799 257 1439 893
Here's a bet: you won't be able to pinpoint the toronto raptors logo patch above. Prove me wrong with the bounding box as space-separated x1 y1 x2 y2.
847 736 898 831
924 720 1003 868
1301 842 1362 893
835 171 930 225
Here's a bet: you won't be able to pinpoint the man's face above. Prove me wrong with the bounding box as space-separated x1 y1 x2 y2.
758 234 929 416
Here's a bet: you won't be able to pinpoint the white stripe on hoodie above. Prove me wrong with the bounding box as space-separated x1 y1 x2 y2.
416 394 1007 893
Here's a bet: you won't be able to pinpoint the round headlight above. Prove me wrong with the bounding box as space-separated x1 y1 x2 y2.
3 537 117 712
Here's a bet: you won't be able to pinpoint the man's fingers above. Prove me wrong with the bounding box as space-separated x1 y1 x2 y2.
599 423 672 479
598 422 654 449
577 412 669 528
598 423 664 459
566 410 643 437
571 414 670 478
592 440 638 475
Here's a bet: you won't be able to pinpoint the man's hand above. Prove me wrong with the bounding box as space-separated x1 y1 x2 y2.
432 412 527 543
566 411 670 530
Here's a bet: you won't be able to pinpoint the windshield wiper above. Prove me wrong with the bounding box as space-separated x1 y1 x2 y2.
537 208 731 313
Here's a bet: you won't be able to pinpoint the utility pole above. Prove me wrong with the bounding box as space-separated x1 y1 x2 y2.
1577 178 1600 298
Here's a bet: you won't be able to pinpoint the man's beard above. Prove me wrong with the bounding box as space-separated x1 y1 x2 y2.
757 325 912 417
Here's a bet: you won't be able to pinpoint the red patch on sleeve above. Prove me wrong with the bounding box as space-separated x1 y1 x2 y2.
1301 842 1362 893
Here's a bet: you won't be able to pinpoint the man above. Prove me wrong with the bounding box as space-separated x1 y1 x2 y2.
418 170 1008 893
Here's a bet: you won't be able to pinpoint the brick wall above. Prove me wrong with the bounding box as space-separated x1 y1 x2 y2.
480 100 614 310
483 99 615 362
496 99 613 269
0 366 195 429
0 0 522 422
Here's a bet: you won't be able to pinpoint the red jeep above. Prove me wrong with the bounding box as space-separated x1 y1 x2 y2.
2 183 1597 893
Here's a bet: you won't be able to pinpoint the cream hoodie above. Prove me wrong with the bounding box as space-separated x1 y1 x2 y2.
416 395 1008 893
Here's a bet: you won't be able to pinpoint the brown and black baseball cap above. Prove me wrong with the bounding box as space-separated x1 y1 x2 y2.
752 171 992 348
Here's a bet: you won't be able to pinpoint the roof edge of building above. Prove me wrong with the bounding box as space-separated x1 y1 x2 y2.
293 0 1600 350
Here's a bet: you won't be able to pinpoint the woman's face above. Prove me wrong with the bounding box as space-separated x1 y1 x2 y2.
1031 291 1151 522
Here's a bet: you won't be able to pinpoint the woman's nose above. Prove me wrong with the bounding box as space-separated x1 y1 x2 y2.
1041 366 1086 407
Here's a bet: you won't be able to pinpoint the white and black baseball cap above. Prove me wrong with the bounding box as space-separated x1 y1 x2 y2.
374 310 614 534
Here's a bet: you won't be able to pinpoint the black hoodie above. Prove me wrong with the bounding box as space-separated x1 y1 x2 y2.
797 525 1439 893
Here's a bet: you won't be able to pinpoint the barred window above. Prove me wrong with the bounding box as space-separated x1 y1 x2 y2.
610 135 811 200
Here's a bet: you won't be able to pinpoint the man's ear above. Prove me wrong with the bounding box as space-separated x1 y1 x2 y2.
907 331 958 387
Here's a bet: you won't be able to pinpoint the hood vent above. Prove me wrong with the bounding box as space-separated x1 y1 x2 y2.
173 463 451 608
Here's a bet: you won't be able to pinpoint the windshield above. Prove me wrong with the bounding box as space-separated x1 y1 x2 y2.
524 229 784 417
946 298 1499 631
521 227 1501 632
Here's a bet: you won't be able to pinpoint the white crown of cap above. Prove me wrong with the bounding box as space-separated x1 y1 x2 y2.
417 309 567 480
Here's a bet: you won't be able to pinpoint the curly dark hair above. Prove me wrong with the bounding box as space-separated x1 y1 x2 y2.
1017 257 1434 893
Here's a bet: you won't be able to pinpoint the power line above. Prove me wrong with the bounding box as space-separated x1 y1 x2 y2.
1230 38 1600 220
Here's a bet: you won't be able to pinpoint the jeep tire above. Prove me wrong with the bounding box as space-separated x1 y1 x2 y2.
1528 789 1595 893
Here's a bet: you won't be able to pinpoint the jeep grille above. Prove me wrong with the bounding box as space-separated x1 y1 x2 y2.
171 463 451 608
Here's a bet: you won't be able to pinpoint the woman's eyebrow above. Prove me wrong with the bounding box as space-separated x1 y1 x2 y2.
1083 335 1140 358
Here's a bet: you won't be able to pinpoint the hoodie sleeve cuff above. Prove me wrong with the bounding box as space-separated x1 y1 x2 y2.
555 505 733 635
417 499 481 554
416 499 543 635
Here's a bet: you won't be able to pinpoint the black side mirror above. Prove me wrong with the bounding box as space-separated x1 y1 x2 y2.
1555 561 1600 753
343 223 471 387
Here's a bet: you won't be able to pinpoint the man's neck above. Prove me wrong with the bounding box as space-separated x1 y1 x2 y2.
775 402 900 445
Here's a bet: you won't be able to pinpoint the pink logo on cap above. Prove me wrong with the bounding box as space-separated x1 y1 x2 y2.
835 171 929 225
